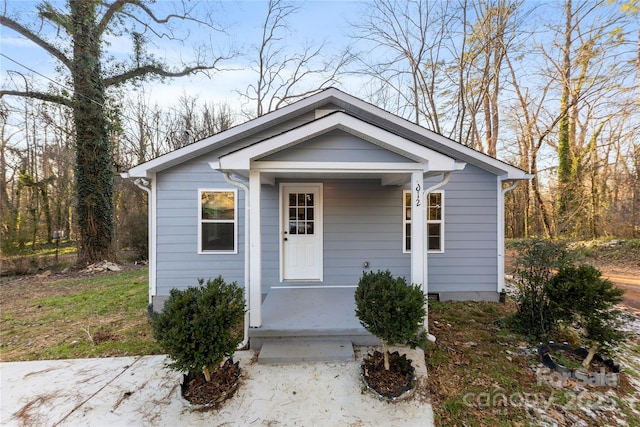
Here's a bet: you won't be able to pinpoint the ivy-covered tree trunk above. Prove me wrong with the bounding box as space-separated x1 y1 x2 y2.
556 0 573 236
71 0 115 265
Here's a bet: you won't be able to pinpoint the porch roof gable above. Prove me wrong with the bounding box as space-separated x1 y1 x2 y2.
214 111 462 176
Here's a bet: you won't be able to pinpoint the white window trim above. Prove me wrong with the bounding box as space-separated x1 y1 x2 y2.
403 189 445 254
198 188 238 254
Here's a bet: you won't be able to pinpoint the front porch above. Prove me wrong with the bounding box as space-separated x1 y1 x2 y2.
249 287 380 350
214 111 466 330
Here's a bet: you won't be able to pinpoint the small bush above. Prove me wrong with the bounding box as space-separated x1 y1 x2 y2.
151 277 245 382
355 270 427 370
510 239 574 339
546 265 626 367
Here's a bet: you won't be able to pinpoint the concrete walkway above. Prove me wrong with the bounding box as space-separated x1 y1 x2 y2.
1 348 434 427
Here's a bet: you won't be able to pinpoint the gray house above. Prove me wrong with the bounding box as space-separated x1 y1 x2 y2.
124 88 529 348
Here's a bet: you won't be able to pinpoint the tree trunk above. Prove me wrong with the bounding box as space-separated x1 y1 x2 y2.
557 0 573 235
582 345 598 369
71 0 115 265
531 163 554 238
382 340 390 371
203 366 212 382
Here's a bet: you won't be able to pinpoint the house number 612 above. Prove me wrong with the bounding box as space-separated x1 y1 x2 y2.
415 182 421 206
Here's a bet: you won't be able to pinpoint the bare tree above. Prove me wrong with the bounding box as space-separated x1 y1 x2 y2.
241 0 350 118
462 0 524 157
118 92 237 168
350 0 523 152
351 0 453 129
501 0 637 238
0 101 21 246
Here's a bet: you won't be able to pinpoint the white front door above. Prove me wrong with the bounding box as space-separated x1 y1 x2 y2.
281 184 323 281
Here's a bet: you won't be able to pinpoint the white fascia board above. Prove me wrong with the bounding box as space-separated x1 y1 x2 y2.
218 112 457 172
253 161 426 174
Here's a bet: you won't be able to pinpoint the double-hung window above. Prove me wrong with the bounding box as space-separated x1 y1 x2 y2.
403 190 444 253
199 189 237 253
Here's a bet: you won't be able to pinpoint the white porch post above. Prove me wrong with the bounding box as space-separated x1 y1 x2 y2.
249 170 262 327
410 171 426 298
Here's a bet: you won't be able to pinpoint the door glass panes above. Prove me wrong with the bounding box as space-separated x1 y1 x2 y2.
288 192 315 235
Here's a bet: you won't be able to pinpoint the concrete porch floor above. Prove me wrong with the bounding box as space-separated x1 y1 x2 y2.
249 287 380 349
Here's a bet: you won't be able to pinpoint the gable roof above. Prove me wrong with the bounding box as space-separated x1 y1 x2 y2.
217 111 462 173
124 88 530 180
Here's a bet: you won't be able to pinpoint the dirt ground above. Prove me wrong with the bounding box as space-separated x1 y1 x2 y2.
601 277 640 310
592 267 640 310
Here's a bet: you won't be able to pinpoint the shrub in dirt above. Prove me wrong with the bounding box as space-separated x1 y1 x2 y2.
545 264 627 368
355 270 427 370
509 239 574 339
151 277 245 382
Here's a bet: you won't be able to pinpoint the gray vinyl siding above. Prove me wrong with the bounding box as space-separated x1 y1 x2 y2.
260 180 409 291
256 165 497 293
259 184 280 287
155 156 246 295
154 164 499 296
260 129 413 163
425 164 498 293
153 112 321 295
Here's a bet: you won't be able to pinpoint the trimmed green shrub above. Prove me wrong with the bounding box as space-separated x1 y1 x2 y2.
151 277 245 382
546 265 626 367
355 270 427 370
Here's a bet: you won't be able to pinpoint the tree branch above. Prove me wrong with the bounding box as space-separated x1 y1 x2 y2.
37 2 72 33
103 61 223 87
98 0 129 36
133 1 219 29
0 90 73 107
0 15 72 70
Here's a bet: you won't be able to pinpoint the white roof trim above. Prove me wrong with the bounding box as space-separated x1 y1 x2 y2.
253 161 427 173
126 87 529 180
217 112 459 174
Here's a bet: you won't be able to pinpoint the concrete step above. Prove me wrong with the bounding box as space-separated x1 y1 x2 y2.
257 340 355 364
250 332 380 350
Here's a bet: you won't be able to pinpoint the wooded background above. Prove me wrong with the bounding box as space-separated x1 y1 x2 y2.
1 0 638 263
